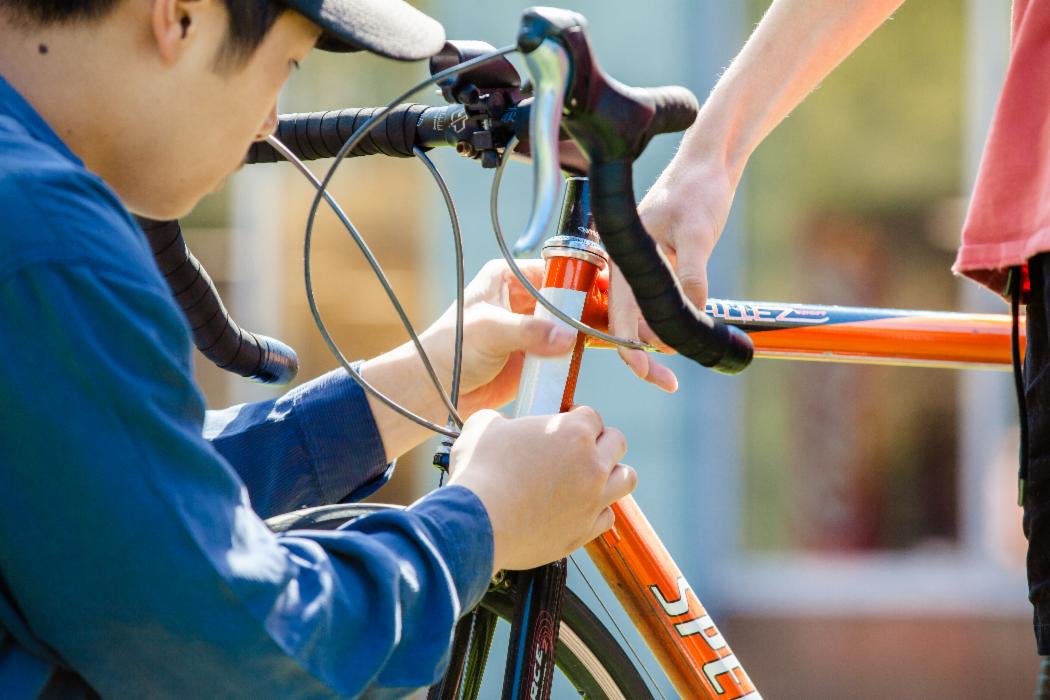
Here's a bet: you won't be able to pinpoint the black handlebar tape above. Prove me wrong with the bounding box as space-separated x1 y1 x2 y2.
245 101 595 176
589 161 753 374
137 217 299 385
245 104 437 164
642 85 700 138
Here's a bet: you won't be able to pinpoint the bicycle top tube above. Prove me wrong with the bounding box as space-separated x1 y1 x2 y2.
576 293 1022 371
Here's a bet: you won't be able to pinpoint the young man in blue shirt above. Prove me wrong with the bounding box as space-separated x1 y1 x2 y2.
0 0 637 696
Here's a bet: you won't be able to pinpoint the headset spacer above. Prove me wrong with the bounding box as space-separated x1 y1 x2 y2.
541 235 608 269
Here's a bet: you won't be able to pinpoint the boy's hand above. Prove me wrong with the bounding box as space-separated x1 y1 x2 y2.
420 258 577 415
448 406 636 572
361 259 577 460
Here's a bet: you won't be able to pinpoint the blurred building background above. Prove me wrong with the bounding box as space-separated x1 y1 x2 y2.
182 0 1034 696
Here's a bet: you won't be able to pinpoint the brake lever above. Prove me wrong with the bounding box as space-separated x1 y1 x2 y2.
511 38 571 255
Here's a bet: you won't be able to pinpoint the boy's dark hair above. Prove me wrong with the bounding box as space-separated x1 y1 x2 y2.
0 0 286 67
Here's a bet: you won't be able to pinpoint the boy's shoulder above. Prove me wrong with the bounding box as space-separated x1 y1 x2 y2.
0 113 157 287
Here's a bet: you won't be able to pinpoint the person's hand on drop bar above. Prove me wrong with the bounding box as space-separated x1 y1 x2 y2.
607 156 739 394
607 0 906 390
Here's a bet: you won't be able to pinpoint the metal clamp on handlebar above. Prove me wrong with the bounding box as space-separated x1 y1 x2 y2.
515 7 754 374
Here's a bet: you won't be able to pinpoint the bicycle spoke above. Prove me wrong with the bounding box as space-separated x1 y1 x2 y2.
462 607 498 700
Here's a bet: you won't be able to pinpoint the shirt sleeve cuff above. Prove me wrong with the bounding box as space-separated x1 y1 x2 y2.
291 364 390 503
407 485 495 612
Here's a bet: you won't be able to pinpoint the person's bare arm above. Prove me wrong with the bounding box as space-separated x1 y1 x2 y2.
614 0 906 389
682 0 905 181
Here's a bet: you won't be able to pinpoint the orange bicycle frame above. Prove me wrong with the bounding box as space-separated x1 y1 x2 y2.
533 241 1021 699
582 287 1022 370
537 245 761 699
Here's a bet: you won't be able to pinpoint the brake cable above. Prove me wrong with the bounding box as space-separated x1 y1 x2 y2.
414 145 466 484
265 135 460 436
491 136 654 352
413 146 466 412
274 45 518 439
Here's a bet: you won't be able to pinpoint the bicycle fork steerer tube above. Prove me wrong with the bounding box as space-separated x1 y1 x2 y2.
510 178 761 700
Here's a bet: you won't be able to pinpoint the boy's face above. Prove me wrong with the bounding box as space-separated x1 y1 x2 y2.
114 2 321 219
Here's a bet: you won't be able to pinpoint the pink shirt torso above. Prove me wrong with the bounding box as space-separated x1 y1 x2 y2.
953 0 1050 295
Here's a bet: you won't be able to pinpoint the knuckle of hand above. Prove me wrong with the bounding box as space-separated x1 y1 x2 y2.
677 272 707 291
473 311 499 335
527 317 551 343
469 409 501 432
588 450 608 480
472 408 496 422
570 423 595 451
573 405 600 427
554 410 579 432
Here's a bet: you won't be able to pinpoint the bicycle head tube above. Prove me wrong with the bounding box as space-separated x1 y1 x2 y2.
515 7 754 374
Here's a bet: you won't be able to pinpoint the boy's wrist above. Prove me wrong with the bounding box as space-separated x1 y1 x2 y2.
408 485 497 609
446 478 505 577
360 345 445 461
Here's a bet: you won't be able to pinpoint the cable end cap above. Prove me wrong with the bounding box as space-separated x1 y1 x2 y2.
711 324 754 375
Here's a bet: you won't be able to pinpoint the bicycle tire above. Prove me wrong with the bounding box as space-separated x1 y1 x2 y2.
481 584 653 699
266 503 654 699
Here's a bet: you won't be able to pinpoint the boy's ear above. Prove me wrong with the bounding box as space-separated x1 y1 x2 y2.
152 0 201 66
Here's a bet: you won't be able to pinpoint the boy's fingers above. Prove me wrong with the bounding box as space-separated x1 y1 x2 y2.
609 266 678 392
588 506 616 541
673 243 710 310
482 309 576 357
637 317 674 354
596 427 628 466
601 463 637 505
618 347 679 393
608 265 642 348
644 357 679 393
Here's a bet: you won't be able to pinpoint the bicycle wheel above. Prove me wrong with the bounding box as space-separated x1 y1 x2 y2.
480 584 653 699
266 504 654 699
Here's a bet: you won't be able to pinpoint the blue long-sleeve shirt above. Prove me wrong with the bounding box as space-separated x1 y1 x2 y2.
0 75 493 698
